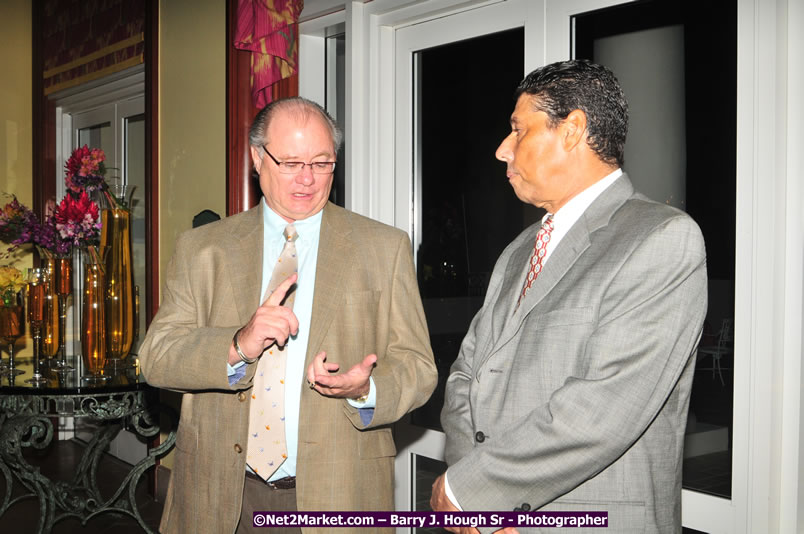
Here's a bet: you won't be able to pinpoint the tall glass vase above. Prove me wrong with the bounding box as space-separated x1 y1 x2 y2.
81 249 108 383
40 256 60 366
101 207 134 371
0 291 25 377
25 268 48 385
54 255 74 370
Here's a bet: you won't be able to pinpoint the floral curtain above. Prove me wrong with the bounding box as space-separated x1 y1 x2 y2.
42 0 145 96
234 0 304 109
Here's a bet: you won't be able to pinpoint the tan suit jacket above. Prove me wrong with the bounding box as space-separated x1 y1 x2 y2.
140 202 437 534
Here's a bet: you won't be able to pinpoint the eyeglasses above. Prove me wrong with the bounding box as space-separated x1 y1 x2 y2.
262 146 336 175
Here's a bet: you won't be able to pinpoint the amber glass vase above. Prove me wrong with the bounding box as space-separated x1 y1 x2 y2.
101 208 134 370
55 256 73 369
0 291 25 377
81 250 108 383
25 268 48 385
40 256 60 364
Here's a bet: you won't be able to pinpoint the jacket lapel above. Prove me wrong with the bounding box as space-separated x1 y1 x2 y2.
490 227 537 342
306 203 354 363
486 174 635 361
225 203 264 325
515 220 591 317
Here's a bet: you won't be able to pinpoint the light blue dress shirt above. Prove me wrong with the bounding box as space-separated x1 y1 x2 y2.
228 199 375 482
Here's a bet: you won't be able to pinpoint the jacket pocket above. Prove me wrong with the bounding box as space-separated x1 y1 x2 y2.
357 428 396 458
532 306 594 327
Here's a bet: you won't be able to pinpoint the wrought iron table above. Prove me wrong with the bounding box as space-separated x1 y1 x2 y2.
0 360 176 533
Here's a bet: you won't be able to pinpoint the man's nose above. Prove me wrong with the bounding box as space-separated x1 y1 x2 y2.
495 133 514 162
295 165 315 185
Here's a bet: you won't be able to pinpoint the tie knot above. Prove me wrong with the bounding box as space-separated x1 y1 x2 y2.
283 224 298 243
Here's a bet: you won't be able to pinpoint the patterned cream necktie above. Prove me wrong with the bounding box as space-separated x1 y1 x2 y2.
520 215 554 301
247 223 298 481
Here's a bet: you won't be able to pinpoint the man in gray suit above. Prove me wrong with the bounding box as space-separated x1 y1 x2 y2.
431 60 707 533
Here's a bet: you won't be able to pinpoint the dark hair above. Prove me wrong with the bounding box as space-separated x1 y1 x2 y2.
248 96 343 154
515 59 628 167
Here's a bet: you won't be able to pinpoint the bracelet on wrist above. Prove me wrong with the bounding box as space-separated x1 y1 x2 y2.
233 328 259 364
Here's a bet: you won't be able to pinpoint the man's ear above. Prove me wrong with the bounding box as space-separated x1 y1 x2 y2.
561 109 588 152
250 146 263 173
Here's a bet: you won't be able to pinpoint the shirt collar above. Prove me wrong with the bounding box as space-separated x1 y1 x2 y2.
547 168 623 226
261 198 324 240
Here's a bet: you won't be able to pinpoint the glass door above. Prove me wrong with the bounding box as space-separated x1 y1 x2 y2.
573 0 738 499
392 0 739 531
392 1 539 528
550 1 738 531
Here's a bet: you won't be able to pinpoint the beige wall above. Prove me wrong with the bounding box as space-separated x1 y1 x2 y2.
157 0 226 468
159 0 226 279
0 0 33 274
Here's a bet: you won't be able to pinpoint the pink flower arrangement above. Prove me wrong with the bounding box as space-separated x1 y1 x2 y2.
53 191 101 249
0 145 112 258
64 145 107 193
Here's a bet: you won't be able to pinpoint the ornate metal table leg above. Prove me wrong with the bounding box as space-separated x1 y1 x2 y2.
52 422 121 523
0 415 57 534
0 391 177 533
75 400 177 533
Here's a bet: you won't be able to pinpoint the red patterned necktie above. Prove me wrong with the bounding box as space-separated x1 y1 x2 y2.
247 223 298 481
520 215 554 300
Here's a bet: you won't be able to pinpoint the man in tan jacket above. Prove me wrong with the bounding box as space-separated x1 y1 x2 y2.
140 97 437 534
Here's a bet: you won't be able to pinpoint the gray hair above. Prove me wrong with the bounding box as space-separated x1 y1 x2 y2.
248 97 343 154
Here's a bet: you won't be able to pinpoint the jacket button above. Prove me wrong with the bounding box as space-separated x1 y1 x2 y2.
237 392 247 402
475 431 485 443
521 503 531 511
234 443 243 453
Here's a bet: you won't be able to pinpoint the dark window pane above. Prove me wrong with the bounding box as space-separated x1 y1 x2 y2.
411 27 530 429
326 32 346 207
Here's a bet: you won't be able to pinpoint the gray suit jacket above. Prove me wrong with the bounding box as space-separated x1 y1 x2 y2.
140 202 437 534
441 175 707 533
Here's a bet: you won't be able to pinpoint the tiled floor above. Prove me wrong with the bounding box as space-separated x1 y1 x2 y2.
682 450 732 498
0 439 163 534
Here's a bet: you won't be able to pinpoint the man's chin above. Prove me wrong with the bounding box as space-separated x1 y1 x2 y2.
509 185 530 204
284 200 327 220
